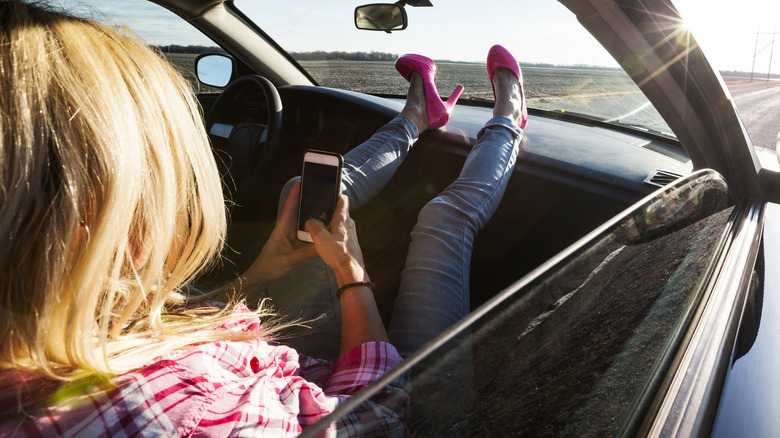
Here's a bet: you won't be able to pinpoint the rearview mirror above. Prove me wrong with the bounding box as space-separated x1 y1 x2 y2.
195 53 234 88
355 4 408 32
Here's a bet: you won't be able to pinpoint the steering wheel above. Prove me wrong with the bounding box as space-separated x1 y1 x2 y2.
205 75 283 220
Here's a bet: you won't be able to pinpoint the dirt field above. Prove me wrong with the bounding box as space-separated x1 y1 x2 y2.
172 54 780 137
302 60 665 133
297 60 632 95
167 53 643 104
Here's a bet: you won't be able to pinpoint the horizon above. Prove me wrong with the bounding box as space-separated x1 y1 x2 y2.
158 44 780 78
56 0 780 77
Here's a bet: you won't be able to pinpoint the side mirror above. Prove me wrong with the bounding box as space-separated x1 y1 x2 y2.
355 4 408 32
195 53 235 88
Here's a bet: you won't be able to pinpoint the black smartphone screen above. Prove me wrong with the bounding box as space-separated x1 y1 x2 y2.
298 161 340 231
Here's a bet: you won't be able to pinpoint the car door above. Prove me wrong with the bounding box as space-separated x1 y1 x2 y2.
296 168 769 436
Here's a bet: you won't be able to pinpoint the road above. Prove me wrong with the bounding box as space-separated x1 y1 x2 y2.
726 80 780 152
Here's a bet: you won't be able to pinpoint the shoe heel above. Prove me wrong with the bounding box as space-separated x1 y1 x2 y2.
426 85 463 129
428 84 463 128
445 85 464 109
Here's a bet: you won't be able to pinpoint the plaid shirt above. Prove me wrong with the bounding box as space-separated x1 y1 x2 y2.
0 309 408 437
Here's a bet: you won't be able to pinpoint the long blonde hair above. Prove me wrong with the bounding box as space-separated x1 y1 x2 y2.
0 0 270 379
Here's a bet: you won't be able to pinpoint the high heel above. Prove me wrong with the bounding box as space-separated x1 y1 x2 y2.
395 54 464 129
487 44 528 129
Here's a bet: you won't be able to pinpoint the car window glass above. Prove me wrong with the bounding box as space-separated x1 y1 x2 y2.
51 0 222 94
232 0 675 138
304 170 734 437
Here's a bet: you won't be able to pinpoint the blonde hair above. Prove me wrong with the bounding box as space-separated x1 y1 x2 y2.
0 0 271 379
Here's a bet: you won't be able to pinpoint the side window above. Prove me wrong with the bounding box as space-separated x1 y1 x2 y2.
64 0 223 93
306 170 734 437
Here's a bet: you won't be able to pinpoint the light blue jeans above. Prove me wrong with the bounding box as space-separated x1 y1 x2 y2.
267 115 522 360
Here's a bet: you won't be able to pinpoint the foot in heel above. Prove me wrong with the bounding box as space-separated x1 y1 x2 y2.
487 44 528 129
396 54 464 130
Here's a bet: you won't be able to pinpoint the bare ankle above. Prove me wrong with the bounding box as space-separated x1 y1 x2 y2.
401 74 429 132
492 70 523 126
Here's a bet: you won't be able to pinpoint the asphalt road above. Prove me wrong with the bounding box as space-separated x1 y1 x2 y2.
727 80 780 152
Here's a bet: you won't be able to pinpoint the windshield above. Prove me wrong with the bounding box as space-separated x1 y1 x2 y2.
233 0 675 137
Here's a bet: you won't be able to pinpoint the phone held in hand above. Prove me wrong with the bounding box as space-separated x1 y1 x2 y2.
297 150 344 242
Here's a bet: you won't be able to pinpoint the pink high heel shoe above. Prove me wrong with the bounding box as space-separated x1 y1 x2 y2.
487 44 528 129
395 54 464 130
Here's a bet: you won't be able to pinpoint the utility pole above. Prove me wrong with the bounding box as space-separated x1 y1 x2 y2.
750 26 777 82
767 26 776 82
752 26 759 81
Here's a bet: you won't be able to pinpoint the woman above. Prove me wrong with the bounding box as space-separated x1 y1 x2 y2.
0 0 526 435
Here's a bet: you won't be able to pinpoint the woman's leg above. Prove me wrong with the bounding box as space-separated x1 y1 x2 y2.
387 116 523 356
340 115 419 209
388 49 527 356
387 114 522 436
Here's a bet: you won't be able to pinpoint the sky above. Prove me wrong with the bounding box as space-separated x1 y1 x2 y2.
57 0 780 75
675 0 780 75
232 0 620 66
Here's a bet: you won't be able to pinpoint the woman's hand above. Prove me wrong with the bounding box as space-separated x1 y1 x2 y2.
305 194 368 285
306 194 389 355
221 181 317 302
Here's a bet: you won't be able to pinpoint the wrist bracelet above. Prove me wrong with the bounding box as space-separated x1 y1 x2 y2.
336 281 376 298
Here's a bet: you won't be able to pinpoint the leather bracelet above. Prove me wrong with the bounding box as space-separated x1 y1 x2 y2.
336 281 376 298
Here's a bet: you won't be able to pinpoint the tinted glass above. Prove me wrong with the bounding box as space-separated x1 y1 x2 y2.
306 170 734 437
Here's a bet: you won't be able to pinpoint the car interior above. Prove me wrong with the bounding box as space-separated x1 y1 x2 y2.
195 63 692 321
95 1 697 329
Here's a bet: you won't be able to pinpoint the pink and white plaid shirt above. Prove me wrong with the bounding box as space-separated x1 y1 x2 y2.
0 308 408 437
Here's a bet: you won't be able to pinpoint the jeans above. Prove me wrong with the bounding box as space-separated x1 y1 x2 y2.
266 115 522 360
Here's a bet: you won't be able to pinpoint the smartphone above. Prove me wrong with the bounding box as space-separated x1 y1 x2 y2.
297 150 344 242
